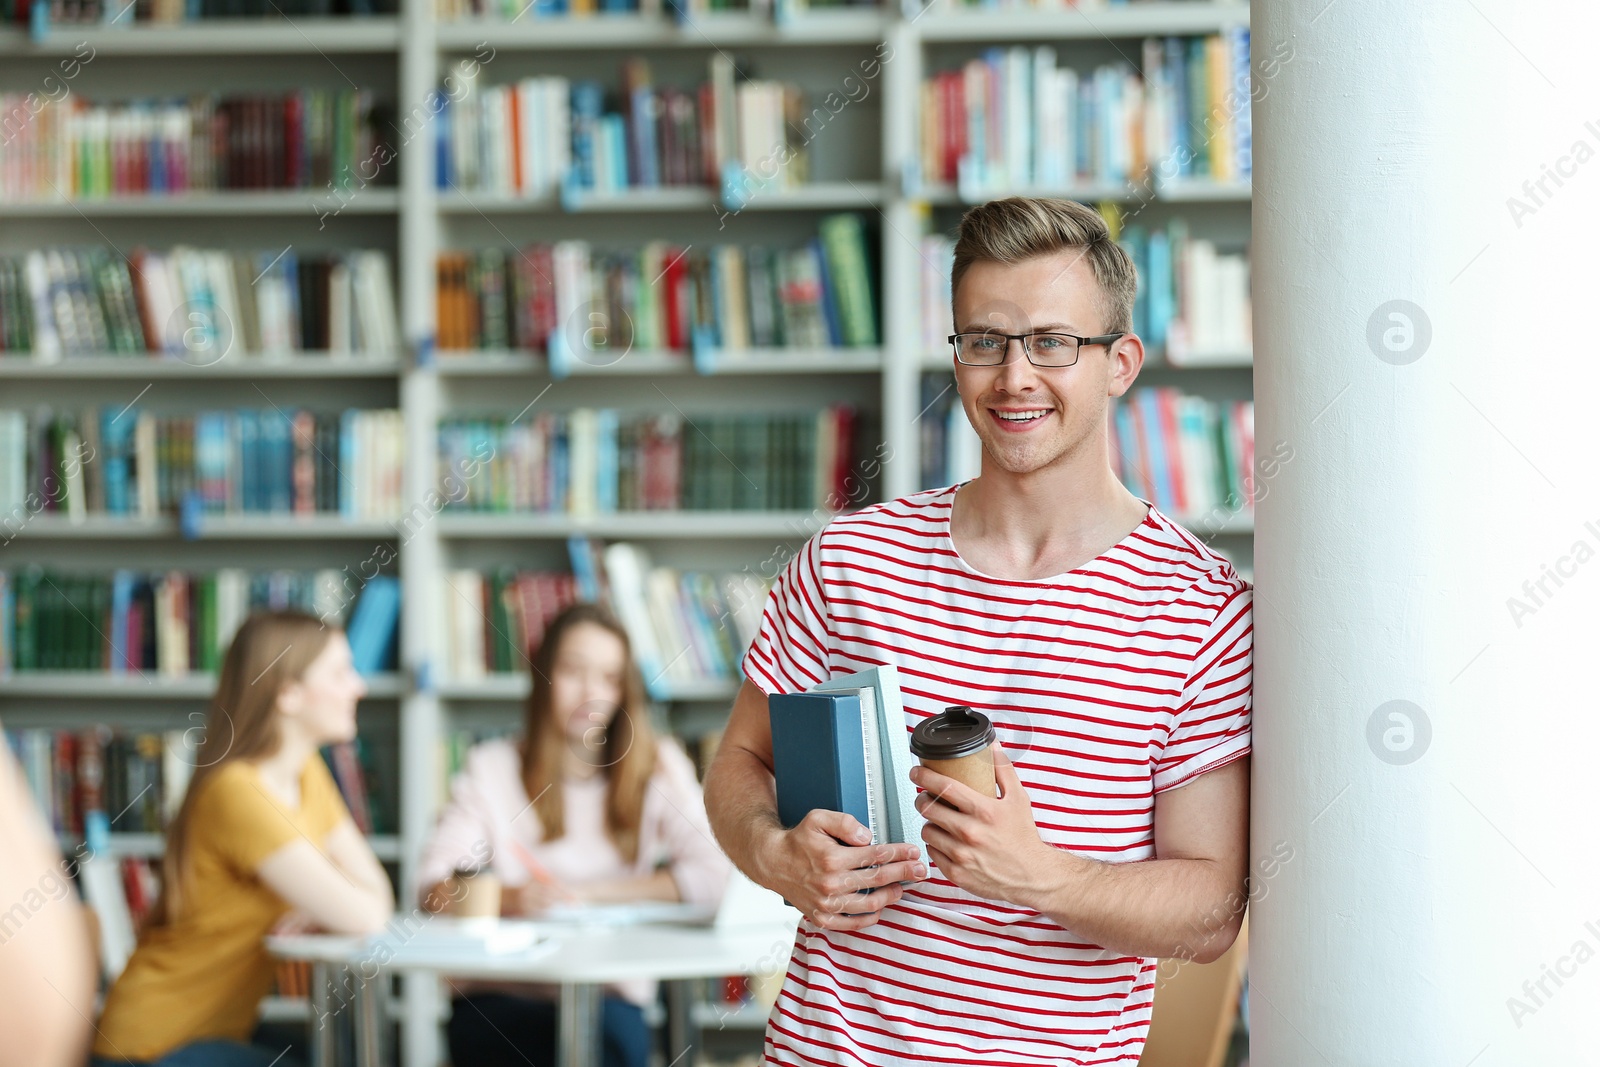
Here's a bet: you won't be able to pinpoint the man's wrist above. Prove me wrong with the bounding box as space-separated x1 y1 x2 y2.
1010 843 1091 918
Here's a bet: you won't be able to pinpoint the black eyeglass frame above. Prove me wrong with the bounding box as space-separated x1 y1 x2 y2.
946 330 1127 367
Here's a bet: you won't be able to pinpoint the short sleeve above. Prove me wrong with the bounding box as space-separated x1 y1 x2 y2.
1153 585 1253 793
742 531 833 695
302 756 353 842
193 763 314 873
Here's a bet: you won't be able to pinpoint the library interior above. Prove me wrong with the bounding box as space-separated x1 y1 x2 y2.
0 0 1592 1065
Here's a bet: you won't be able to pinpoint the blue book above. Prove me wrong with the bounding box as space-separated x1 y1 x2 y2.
346 575 400 675
809 239 842 347
570 83 605 190
769 692 872 839
435 97 452 189
108 570 133 673
1147 228 1173 351
630 86 659 188
769 666 928 862
1136 389 1176 513
265 412 292 514
99 408 133 515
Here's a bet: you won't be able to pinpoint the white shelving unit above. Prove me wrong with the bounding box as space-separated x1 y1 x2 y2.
2 3 1253 1062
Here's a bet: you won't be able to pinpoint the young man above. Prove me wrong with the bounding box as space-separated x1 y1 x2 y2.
703 196 1252 1066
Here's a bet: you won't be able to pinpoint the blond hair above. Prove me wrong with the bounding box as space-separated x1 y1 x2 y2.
950 197 1138 334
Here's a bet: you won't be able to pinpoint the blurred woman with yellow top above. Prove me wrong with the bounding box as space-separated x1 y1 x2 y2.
92 610 395 1067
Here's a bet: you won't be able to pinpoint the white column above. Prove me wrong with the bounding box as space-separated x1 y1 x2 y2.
1251 2 1600 1063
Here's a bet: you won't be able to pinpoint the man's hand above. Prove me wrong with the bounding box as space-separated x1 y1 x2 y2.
754 809 927 932
913 743 1060 904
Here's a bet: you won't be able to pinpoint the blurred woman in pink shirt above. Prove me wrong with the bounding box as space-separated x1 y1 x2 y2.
417 602 731 1067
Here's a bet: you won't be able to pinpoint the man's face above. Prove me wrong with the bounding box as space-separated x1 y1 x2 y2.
951 251 1134 478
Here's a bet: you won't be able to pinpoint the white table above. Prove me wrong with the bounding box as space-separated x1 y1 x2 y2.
268 918 798 1067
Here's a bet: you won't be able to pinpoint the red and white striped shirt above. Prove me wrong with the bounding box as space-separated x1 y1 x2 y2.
743 482 1253 1067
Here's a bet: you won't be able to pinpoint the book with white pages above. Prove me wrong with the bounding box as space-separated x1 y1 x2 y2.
808 665 929 866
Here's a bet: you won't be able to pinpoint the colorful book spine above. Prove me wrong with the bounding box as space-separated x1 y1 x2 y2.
441 404 857 515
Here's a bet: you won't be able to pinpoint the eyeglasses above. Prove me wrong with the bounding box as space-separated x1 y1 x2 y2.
947 330 1125 368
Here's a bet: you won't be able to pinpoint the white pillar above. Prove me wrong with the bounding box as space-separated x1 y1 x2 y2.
1251 2 1600 1063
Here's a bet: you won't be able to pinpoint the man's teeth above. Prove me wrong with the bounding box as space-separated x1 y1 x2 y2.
996 410 1047 422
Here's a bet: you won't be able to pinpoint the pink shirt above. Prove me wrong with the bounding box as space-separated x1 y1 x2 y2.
417 736 732 1005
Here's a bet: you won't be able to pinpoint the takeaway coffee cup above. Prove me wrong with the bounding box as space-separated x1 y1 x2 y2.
446 869 502 918
910 705 997 800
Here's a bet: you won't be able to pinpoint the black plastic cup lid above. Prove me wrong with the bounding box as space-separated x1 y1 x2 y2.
910 705 995 760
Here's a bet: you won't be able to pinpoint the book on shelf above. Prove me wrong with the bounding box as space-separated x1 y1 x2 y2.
0 247 398 361
438 542 771 696
1120 220 1251 362
0 566 398 675
440 404 858 514
436 53 817 197
916 220 1249 366
440 567 582 680
434 0 873 20
0 405 403 521
436 213 876 356
0 90 394 202
8 0 399 24
7 726 388 838
915 375 1255 526
1108 388 1254 525
917 30 1251 195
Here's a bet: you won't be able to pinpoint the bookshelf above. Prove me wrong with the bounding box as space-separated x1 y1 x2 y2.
1 1 1254 1062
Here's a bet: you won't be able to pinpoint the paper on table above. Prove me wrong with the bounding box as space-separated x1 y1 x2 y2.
375 917 546 956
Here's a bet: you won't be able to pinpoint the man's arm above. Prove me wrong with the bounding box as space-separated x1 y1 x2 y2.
703 679 927 931
914 747 1249 963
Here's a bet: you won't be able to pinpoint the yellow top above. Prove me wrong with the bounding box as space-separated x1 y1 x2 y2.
93 757 349 1062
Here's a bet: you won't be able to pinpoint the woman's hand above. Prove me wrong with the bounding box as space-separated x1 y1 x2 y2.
501 878 582 917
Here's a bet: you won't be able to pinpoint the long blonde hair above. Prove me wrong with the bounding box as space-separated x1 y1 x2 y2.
148 610 336 927
520 603 657 863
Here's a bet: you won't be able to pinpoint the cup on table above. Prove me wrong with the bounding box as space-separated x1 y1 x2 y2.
910 705 997 802
446 869 502 918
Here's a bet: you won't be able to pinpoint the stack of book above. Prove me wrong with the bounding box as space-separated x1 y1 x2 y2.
1109 388 1255 523
0 406 405 520
5 726 388 838
0 247 398 359
916 222 1249 364
0 89 391 201
436 54 808 196
917 31 1252 193
436 214 877 353
7 0 398 21
0 566 397 675
439 404 857 514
